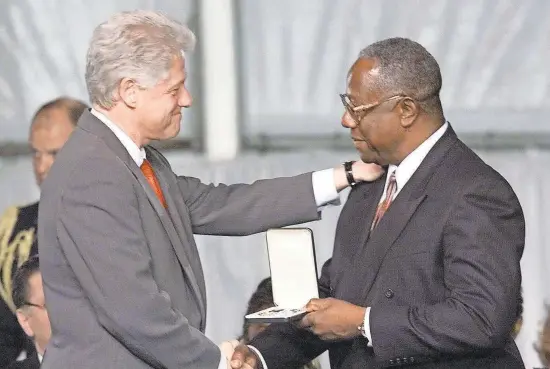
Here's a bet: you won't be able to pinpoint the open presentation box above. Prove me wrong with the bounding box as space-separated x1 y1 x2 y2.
245 228 319 324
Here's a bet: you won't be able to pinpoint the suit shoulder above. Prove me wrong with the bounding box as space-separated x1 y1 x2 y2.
17 202 39 219
0 205 28 234
441 142 521 211
0 205 19 224
5 360 24 369
0 201 37 218
9 202 39 232
44 138 134 197
445 140 512 186
5 358 37 369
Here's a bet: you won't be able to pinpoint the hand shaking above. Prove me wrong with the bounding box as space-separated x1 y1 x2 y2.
230 344 261 369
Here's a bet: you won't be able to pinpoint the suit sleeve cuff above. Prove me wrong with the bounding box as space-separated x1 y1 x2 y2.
364 306 373 347
248 345 267 369
312 169 341 208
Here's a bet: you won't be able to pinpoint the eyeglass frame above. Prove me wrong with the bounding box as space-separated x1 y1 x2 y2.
340 93 408 124
22 301 46 310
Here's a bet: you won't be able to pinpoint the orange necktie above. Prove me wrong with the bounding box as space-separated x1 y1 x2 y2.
140 159 167 208
370 171 397 230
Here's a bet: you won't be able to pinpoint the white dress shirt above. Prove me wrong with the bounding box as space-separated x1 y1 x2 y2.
90 109 342 369
90 109 146 166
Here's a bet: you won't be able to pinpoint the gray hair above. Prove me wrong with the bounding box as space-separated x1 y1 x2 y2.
358 37 442 114
85 10 196 108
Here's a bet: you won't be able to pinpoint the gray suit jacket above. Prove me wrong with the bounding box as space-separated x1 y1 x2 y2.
37 111 321 369
252 126 525 368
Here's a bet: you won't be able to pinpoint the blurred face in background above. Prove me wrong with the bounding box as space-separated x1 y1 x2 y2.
15 272 51 355
540 311 550 364
29 109 74 186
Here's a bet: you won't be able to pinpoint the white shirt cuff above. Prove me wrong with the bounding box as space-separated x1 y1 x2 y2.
312 169 340 208
248 345 268 369
364 306 373 347
218 349 227 369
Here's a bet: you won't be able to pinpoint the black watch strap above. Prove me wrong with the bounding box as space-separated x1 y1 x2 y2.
343 161 356 187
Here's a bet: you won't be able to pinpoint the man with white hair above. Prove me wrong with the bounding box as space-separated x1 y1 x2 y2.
37 10 384 369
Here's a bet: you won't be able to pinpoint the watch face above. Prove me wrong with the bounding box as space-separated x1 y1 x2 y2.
358 322 368 338
345 161 356 186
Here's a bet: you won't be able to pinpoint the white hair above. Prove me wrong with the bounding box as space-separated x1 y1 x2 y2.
85 10 196 108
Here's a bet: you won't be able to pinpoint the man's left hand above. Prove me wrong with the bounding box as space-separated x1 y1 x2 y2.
333 160 383 191
352 161 384 182
299 297 366 340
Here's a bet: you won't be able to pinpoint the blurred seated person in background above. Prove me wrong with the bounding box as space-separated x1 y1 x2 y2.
537 304 550 366
0 97 88 366
512 290 523 338
6 256 49 369
239 278 321 369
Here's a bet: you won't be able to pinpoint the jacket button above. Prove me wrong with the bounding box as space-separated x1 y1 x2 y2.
385 289 394 298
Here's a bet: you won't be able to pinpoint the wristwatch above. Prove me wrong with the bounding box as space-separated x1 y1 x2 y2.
343 161 357 187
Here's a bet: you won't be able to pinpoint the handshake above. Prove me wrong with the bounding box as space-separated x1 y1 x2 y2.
218 297 368 369
219 340 262 369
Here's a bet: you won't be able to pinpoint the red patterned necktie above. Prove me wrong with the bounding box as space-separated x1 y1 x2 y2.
370 172 397 230
140 159 167 208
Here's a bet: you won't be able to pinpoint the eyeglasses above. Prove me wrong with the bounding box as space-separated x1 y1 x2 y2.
340 93 406 124
23 301 46 310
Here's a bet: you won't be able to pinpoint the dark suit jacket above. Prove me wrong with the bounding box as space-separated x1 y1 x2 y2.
0 202 38 367
252 127 525 368
5 351 40 369
38 111 321 369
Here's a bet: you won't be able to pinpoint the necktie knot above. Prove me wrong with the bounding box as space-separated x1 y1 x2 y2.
141 159 167 208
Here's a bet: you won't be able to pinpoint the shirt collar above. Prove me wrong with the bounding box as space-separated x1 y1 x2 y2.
387 121 448 194
90 108 147 167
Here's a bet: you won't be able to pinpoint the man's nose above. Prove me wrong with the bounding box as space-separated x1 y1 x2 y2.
341 111 357 129
179 88 192 108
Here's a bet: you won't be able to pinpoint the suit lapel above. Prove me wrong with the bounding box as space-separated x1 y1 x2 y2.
79 112 167 216
358 126 459 299
146 149 207 320
77 111 205 319
358 191 427 298
355 175 386 250
28 351 40 368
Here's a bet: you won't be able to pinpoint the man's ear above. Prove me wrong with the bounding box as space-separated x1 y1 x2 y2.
117 78 139 108
398 97 419 129
16 309 34 338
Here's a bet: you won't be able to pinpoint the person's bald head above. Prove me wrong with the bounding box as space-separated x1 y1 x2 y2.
29 97 89 185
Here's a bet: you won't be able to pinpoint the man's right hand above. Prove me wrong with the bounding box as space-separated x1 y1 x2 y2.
230 344 261 369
